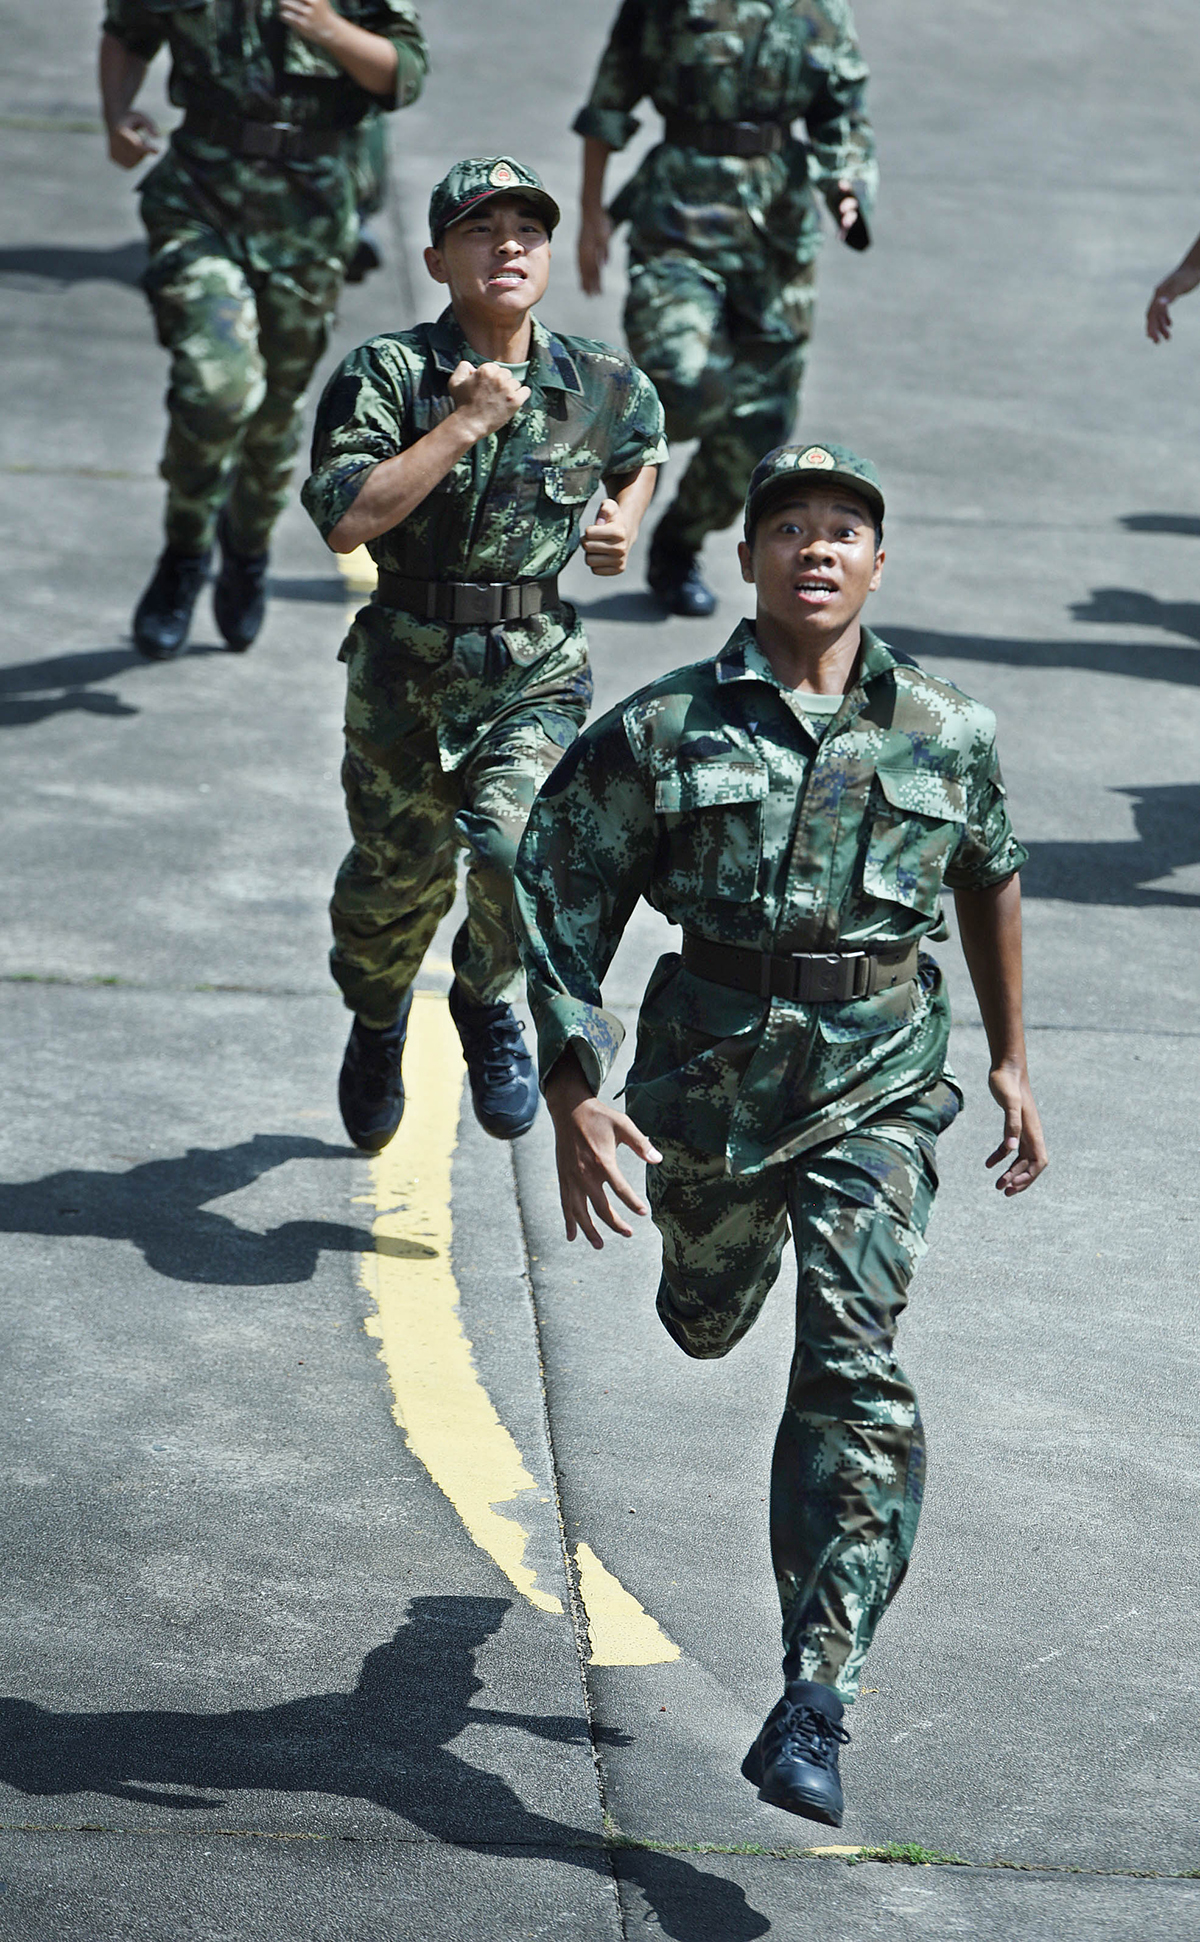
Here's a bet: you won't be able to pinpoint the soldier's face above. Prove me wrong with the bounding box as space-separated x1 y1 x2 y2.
425 199 552 318
739 489 884 637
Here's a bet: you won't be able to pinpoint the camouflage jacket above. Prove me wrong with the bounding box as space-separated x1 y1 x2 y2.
514 621 1028 1175
302 307 667 768
104 0 427 268
574 0 875 264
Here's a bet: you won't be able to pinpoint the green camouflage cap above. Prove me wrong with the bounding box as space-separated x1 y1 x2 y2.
428 157 561 244
744 441 885 535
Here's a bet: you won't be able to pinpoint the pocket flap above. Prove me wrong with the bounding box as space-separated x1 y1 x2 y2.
655 760 769 815
542 463 600 505
874 765 966 823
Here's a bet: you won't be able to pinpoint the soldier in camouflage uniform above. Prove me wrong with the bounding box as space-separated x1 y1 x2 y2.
99 0 427 660
574 0 875 616
514 443 1046 1826
302 157 666 1152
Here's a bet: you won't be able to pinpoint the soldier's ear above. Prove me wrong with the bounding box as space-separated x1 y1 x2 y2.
737 538 755 585
424 244 449 285
869 546 885 592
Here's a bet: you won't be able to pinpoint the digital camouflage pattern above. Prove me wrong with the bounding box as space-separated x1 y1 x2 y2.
575 0 875 550
514 617 1026 1696
651 1086 951 1698
303 308 667 1024
104 0 427 553
515 619 1026 1172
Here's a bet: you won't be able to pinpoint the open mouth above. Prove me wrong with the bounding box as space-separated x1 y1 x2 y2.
487 267 526 288
793 577 838 603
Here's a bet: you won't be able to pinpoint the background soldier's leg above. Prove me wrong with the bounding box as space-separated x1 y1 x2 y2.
144 228 265 556
225 260 344 558
664 256 818 556
452 652 592 1008
331 635 461 1030
774 1091 952 1704
646 1136 789 1359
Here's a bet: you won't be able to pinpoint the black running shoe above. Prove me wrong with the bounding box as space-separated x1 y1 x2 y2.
741 1682 851 1826
647 529 717 618
132 547 210 660
338 993 413 1152
213 511 269 651
447 979 539 1140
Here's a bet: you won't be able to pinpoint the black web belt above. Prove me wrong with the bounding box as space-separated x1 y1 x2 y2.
682 934 920 1004
374 571 561 626
179 109 346 161
663 115 790 157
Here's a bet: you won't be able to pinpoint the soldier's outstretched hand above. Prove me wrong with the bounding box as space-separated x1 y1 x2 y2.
985 1060 1047 1196
578 208 613 296
545 1053 662 1247
583 498 632 575
107 110 160 169
447 359 531 438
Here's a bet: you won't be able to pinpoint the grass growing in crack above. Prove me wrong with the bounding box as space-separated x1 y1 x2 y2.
853 1842 968 1867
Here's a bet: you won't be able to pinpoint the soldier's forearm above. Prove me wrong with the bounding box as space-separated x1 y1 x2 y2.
99 34 147 129
580 137 613 215
326 414 481 552
285 7 399 96
607 464 657 544
953 875 1029 1073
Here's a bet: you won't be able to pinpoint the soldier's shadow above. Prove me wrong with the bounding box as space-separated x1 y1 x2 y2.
0 643 228 731
0 1595 769 1942
0 239 148 287
0 1133 375 1286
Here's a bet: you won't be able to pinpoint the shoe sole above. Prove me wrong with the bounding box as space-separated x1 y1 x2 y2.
741 1743 843 1826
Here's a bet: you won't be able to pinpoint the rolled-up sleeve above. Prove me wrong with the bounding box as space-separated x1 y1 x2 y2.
804 0 878 232
514 712 657 1093
302 343 408 543
605 359 668 478
944 725 1029 891
572 0 648 150
101 0 165 63
357 0 429 109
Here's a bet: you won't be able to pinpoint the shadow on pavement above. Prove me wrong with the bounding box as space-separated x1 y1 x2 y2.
0 1134 372 1285
0 1595 769 1942
268 575 349 605
1119 512 1200 537
0 239 147 286
0 643 231 729
574 589 668 625
1069 586 1200 641
883 617 1200 687
1021 783 1200 907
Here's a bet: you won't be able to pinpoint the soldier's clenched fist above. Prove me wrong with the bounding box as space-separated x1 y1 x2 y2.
447 358 531 439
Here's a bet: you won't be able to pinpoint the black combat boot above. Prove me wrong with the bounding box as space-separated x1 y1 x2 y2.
338 991 413 1152
213 511 270 651
741 1680 851 1826
132 546 211 660
647 526 717 618
447 978 539 1141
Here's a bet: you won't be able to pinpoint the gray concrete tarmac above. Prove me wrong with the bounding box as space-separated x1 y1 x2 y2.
3 0 1200 1936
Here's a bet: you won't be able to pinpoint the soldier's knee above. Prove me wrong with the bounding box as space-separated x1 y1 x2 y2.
655 1273 743 1359
171 357 267 440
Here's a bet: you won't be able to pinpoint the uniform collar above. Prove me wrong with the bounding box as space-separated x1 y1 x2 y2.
428 308 583 394
714 618 899 691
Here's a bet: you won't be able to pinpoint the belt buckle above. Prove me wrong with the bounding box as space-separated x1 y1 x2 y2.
244 120 292 159
796 952 865 1003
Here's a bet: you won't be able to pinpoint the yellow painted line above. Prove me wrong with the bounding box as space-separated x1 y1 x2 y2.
335 545 378 595
575 1543 680 1666
806 1845 865 1857
360 992 562 1614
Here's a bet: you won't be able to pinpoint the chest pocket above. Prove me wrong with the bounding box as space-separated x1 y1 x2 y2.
655 755 767 902
862 766 966 916
539 462 602 508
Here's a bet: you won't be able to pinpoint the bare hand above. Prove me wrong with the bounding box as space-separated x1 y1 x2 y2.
546 1058 661 1247
1147 263 1200 343
446 358 530 440
832 180 863 237
107 110 159 169
278 0 340 43
985 1060 1047 1196
578 207 612 297
582 498 631 576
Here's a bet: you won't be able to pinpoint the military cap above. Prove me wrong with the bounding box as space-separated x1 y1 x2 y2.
428 157 561 244
744 442 885 536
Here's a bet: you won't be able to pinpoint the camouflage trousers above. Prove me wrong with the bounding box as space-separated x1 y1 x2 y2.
144 221 343 556
624 240 816 554
332 620 592 1027
650 1083 956 1701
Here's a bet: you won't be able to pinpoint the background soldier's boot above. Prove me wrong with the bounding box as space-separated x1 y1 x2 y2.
213 511 270 652
741 1681 851 1826
132 547 211 660
448 979 539 1141
647 525 717 618
338 991 413 1152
